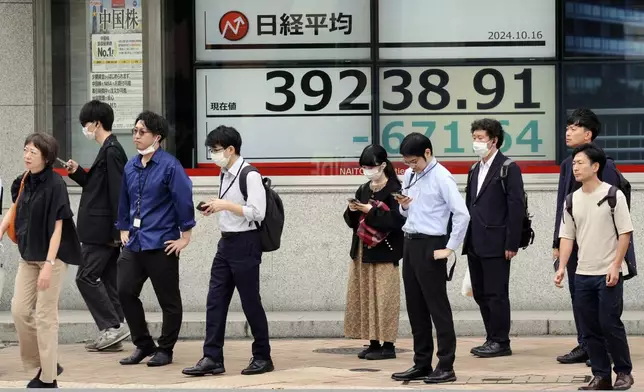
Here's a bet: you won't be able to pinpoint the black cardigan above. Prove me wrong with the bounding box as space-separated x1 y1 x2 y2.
343 178 406 265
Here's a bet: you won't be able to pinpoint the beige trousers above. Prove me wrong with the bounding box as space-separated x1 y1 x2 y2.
11 259 67 383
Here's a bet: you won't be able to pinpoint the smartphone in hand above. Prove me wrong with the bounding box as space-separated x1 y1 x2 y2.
56 157 70 169
196 201 208 211
347 198 359 204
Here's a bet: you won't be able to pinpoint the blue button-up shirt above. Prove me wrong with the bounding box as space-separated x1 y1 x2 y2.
400 158 470 251
116 148 196 252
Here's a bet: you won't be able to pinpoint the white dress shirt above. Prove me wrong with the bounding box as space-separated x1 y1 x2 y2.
217 156 266 233
476 150 499 196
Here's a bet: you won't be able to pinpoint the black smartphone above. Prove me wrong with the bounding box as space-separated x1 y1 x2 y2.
553 257 560 272
392 192 404 199
347 198 359 204
56 157 69 168
196 201 208 211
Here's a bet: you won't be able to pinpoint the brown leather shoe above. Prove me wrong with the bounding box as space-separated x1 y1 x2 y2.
579 376 613 390
614 373 634 390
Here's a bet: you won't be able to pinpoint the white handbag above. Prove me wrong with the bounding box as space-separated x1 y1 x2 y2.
461 265 473 297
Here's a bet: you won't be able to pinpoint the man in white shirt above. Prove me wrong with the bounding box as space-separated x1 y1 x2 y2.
182 126 273 377
555 143 633 391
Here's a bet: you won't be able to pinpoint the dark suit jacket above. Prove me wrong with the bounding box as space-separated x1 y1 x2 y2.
68 134 127 245
462 152 526 258
343 178 406 265
552 154 619 249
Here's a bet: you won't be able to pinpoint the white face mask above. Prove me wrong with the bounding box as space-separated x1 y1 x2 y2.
472 141 491 158
363 165 384 181
82 126 96 140
137 138 158 155
211 150 230 168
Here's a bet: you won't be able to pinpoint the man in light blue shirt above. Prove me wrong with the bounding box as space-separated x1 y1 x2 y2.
391 133 470 385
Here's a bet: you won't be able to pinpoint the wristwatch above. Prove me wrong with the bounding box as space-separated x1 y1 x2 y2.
46 260 55 266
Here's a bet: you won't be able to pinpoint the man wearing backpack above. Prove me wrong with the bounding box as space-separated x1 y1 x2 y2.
555 143 634 391
183 126 274 377
462 119 526 359
552 108 636 367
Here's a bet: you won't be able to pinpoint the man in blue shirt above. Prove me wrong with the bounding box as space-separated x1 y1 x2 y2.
116 111 196 367
391 133 470 384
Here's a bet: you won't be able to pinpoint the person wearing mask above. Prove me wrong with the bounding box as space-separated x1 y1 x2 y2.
555 143 634 391
65 100 130 352
343 144 406 360
391 133 470 384
462 119 526 358
183 126 273 377
116 111 195 367
0 132 82 388
552 108 630 367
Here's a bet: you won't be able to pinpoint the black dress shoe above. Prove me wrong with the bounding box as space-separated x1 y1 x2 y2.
241 358 274 375
182 357 226 376
365 347 396 360
557 345 589 364
391 366 431 381
424 368 457 384
32 363 64 380
472 341 512 358
147 351 173 367
471 340 491 354
579 376 613 390
26 379 58 388
614 372 634 390
119 347 156 365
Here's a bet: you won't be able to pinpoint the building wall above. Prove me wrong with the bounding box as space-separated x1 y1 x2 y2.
2 177 644 313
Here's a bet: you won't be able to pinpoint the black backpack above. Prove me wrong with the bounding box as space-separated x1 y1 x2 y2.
236 165 285 252
466 158 535 249
564 183 637 280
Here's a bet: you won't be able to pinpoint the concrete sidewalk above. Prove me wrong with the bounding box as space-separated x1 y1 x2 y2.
2 310 644 344
0 337 641 390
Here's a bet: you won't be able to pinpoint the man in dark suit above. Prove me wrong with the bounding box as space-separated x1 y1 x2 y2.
66 100 130 352
462 119 526 358
552 108 629 366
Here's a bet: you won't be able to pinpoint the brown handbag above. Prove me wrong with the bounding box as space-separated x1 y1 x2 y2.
7 172 28 244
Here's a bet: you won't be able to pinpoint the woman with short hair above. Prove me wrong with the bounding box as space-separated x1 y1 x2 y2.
0 132 81 388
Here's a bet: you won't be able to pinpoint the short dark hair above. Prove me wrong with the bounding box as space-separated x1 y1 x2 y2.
572 143 606 176
79 100 114 131
134 111 169 142
399 132 433 157
24 132 59 166
567 108 601 140
205 125 242 155
470 118 504 149
359 144 401 186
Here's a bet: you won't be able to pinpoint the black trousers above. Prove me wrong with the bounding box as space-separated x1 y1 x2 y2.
403 235 456 371
117 248 182 353
566 249 584 347
467 252 511 345
575 274 632 380
203 230 270 363
76 243 124 331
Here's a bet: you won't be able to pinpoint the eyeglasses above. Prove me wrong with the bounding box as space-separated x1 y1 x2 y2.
208 147 225 154
131 127 150 137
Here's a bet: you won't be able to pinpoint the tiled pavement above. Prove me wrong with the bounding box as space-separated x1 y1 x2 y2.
0 337 641 389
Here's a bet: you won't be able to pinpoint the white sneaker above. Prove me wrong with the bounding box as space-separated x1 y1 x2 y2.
95 325 131 350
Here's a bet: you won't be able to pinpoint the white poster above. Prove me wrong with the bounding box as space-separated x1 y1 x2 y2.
91 33 143 72
195 0 371 61
379 0 556 59
379 65 556 161
196 67 373 164
90 72 143 130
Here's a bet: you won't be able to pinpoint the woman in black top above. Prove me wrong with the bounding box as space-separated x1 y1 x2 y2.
343 145 406 360
0 132 81 388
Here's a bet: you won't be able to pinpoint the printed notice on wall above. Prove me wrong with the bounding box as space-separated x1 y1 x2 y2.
91 33 142 73
90 72 143 130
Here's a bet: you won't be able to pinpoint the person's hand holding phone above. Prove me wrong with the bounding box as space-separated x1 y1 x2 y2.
66 159 79 174
347 198 359 212
393 192 413 209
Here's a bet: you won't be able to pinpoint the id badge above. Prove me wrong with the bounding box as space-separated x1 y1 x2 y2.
133 217 141 228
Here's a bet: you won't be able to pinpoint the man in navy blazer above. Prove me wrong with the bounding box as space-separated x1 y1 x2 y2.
552 108 631 367
462 119 526 358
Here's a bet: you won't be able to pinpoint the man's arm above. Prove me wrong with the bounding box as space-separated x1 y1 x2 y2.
611 191 634 278
399 171 410 217
441 173 470 251
553 160 568 249
557 199 577 271
106 148 126 241
505 162 526 252
115 169 131 231
167 162 196 233
241 171 266 221
68 164 88 187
